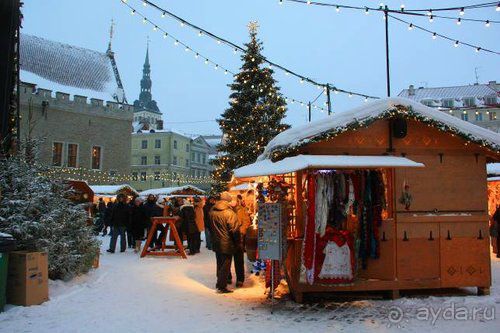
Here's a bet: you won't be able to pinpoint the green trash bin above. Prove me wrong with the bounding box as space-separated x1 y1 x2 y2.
0 233 16 312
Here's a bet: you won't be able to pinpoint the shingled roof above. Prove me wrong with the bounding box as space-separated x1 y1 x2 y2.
20 33 126 103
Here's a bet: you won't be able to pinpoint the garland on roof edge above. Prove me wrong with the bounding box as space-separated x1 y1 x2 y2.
268 105 500 162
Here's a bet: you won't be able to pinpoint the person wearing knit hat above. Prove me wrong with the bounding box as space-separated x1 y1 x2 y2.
209 193 242 293
220 191 232 203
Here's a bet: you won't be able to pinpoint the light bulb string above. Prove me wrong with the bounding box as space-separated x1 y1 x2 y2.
123 2 331 113
284 0 499 18
388 14 500 55
125 0 379 99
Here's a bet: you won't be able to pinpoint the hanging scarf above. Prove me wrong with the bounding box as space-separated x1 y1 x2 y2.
302 174 316 285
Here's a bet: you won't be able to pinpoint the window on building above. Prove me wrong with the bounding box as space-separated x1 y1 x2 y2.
91 146 102 170
174 140 178 149
52 142 63 167
202 154 206 165
485 96 498 105
132 172 138 181
461 112 469 121
197 153 201 163
141 156 147 165
141 140 148 149
475 112 483 121
140 172 147 182
463 97 476 107
155 139 161 148
67 143 78 168
489 112 497 121
186 159 189 167
186 144 190 152
421 100 433 107
173 156 177 165
154 172 160 181
442 99 454 108
154 155 161 165
191 152 195 161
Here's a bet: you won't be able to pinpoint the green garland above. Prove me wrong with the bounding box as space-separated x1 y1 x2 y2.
267 105 500 162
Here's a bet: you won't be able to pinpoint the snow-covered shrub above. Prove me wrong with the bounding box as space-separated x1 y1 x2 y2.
0 152 100 280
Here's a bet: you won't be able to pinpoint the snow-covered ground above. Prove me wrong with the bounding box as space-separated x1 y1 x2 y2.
1 239 499 333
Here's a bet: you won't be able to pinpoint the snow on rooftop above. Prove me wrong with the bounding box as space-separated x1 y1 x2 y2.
89 184 138 196
235 155 424 178
487 163 500 176
139 185 205 198
20 34 123 102
259 97 500 161
399 83 498 101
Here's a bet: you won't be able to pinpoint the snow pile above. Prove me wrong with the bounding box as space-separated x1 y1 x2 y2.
20 34 121 102
259 97 500 161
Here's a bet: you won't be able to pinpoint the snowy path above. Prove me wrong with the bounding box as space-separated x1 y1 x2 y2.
1 240 499 333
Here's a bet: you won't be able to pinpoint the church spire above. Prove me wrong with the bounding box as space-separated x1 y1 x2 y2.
139 38 152 103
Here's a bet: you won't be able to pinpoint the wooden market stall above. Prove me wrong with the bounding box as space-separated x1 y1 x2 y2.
139 185 205 202
89 184 139 203
234 97 500 302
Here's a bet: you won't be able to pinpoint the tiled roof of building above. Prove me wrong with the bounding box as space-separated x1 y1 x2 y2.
20 34 125 102
398 83 498 101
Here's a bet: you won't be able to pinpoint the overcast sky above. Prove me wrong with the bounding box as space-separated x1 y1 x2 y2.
22 0 499 135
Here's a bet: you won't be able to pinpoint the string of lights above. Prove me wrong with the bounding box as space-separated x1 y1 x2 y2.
121 2 334 114
42 165 215 184
121 0 380 100
388 14 500 55
281 0 500 25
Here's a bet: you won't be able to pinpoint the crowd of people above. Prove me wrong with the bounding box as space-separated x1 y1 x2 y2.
93 191 252 293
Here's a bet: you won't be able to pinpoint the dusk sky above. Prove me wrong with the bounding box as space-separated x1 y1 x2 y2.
21 0 499 135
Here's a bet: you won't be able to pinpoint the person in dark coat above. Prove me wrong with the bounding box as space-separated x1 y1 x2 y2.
107 194 130 253
143 194 163 249
203 196 216 250
179 199 199 255
209 192 241 293
98 198 106 215
492 205 500 258
131 197 148 253
102 201 114 236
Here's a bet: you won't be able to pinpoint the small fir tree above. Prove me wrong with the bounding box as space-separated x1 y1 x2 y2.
0 143 100 280
212 22 290 193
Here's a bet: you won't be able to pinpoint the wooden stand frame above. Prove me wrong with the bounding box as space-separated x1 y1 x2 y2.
140 217 187 259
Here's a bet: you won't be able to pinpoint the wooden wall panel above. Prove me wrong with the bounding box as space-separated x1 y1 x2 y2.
396 223 440 280
357 220 396 280
439 222 491 287
394 154 487 212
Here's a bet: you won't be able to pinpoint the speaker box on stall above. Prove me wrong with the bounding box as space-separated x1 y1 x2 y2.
392 117 407 139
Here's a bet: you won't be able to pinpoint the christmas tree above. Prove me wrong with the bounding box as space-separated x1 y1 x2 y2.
212 22 290 193
0 142 100 280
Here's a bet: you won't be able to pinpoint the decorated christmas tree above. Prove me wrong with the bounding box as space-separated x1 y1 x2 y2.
212 22 290 193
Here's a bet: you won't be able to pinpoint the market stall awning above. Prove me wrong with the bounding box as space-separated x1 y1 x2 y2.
234 155 425 178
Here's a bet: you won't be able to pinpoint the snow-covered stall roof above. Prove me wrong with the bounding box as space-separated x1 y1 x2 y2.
259 97 500 161
487 163 500 176
234 155 424 178
139 185 205 198
90 184 138 196
20 34 125 103
229 183 255 192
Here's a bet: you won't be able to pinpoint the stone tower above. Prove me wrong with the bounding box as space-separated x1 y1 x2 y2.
133 42 163 130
